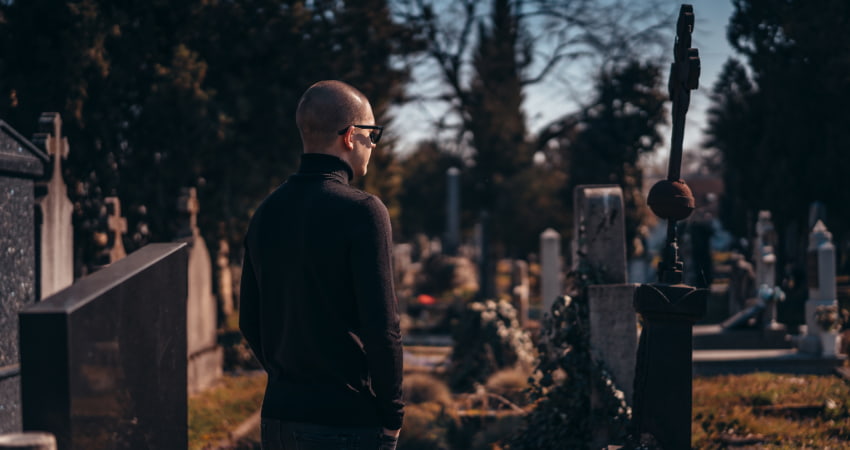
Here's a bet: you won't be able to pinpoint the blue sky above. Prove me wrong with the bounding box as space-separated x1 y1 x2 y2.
389 1 736 159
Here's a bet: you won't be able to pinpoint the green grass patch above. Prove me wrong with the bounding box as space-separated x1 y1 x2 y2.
188 371 266 449
693 372 850 448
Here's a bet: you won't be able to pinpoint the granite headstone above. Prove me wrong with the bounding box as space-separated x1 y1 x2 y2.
19 243 188 449
0 120 48 433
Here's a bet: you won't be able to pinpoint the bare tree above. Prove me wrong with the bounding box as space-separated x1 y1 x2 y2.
393 0 673 146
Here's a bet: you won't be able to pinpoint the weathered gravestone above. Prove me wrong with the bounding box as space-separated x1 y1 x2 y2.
572 185 637 449
19 243 188 449
175 187 223 393
539 228 562 312
32 113 73 300
572 185 629 284
573 186 636 397
799 220 838 355
0 120 48 433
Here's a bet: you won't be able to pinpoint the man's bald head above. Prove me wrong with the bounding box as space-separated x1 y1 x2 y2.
296 80 373 152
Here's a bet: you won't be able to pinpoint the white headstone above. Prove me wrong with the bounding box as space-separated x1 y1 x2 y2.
800 220 838 355
540 228 562 313
175 187 222 393
33 113 73 298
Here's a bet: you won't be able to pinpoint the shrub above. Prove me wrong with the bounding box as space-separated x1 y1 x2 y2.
485 368 532 407
447 300 537 392
398 402 460 450
509 295 631 449
404 373 454 408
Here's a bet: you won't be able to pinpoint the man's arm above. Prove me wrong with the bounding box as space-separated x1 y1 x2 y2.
239 245 265 368
351 196 404 432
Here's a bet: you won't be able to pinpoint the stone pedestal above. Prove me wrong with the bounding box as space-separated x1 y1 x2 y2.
632 283 707 449
588 284 638 403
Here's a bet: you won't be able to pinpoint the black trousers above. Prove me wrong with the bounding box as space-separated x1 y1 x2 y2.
261 419 398 450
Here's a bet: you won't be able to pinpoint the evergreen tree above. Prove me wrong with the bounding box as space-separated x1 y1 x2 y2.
705 0 850 271
541 61 667 257
0 0 418 270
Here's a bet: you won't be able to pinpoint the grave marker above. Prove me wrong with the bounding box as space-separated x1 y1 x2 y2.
799 220 838 355
104 197 127 263
572 185 627 284
19 244 188 448
32 113 73 299
175 187 223 393
0 120 48 433
540 228 561 312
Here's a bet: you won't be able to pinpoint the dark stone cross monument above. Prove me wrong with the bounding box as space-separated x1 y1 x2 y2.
631 5 707 449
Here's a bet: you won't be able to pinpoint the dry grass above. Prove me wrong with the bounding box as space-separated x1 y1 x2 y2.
693 372 850 448
188 371 266 449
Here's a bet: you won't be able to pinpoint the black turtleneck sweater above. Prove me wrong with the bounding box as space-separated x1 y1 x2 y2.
239 153 404 430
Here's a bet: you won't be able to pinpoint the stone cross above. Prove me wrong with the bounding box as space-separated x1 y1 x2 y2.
32 113 73 299
104 197 127 262
540 228 562 312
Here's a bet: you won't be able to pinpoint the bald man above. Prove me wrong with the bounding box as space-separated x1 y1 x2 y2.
240 80 403 449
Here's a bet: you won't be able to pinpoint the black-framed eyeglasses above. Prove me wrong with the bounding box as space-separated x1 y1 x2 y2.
338 125 384 145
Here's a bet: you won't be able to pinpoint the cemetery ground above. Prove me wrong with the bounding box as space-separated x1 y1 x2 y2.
193 344 850 449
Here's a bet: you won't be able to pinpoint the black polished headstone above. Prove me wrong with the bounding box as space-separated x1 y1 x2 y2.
19 243 188 449
0 120 48 433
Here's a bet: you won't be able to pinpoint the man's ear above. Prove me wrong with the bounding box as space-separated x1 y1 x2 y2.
340 126 355 151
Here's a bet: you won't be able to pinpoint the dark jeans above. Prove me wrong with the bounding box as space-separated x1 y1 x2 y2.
261 419 398 450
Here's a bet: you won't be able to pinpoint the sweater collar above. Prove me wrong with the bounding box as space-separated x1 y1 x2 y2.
296 153 354 184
